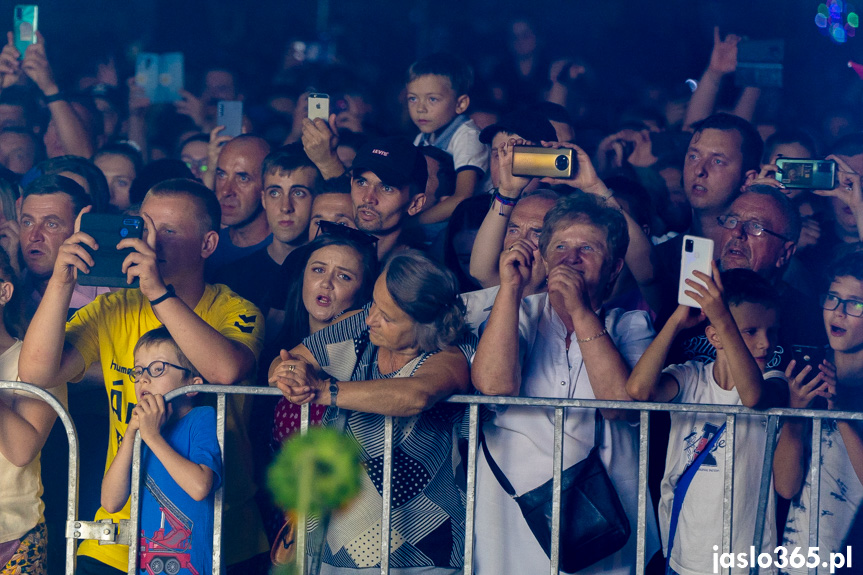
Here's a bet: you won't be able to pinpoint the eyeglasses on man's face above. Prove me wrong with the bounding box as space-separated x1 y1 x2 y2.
716 215 793 243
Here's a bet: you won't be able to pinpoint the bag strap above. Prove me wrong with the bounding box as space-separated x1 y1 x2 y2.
481 409 604 498
665 422 726 574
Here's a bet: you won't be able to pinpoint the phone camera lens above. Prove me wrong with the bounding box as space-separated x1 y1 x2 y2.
120 228 129 239
685 239 694 252
555 155 569 171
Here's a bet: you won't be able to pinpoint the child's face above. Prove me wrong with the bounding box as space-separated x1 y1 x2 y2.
407 74 463 134
133 342 192 400
823 275 863 354
729 301 779 372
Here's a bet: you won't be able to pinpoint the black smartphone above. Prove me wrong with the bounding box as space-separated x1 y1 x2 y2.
78 214 145 288
775 158 837 189
791 345 827 371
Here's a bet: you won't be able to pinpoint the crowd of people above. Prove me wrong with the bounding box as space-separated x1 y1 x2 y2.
0 13 860 575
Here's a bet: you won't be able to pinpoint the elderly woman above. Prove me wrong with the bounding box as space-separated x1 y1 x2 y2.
472 191 661 574
269 250 474 574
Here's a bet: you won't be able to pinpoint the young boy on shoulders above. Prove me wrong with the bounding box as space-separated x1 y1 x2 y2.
102 327 221 575
626 263 788 575
406 52 489 224
774 251 863 575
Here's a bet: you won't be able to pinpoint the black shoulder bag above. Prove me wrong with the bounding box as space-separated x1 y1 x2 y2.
480 410 631 573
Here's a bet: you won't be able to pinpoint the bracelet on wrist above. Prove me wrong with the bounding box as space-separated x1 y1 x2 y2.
149 284 176 307
491 189 519 216
576 328 609 343
43 91 66 104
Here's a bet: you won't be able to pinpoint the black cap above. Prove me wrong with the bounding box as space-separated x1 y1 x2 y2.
352 137 428 191
479 109 557 145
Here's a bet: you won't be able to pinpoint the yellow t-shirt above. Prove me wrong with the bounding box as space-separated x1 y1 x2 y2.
69 284 267 570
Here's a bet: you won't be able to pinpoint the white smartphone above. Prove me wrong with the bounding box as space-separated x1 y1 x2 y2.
678 235 714 308
308 93 330 122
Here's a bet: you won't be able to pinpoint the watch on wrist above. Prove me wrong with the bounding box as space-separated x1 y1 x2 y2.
328 377 339 408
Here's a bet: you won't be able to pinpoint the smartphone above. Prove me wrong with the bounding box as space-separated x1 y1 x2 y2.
512 146 574 178
736 39 784 88
135 53 160 102
678 235 714 309
791 345 827 371
13 5 37 60
78 214 145 288
775 158 837 190
308 93 329 122
217 100 243 138
156 52 184 103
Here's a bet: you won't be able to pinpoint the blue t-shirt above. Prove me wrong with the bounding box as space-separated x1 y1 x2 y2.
138 406 222 575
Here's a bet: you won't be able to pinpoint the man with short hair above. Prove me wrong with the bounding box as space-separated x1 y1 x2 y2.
18 174 108 315
213 145 318 310
0 127 38 175
18 178 269 575
350 136 428 261
208 135 272 275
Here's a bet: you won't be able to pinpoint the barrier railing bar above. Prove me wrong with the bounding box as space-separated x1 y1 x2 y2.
212 393 226 574
380 416 394 575
463 403 479 575
0 381 80 575
549 407 564 575
297 401 310 575
722 414 735 575
636 410 650 575
808 418 823 575
127 433 142 575
750 415 780 575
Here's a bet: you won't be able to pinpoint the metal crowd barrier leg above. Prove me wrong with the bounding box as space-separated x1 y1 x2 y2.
636 410 650 575
549 407 564 575
750 415 780 575
380 415 394 575
463 403 480 575
808 418 823 575
212 393 226 574
722 414 736 575
297 401 310 575
0 381 81 575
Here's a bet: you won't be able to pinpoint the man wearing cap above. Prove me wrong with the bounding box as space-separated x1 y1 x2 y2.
468 110 558 291
351 136 428 261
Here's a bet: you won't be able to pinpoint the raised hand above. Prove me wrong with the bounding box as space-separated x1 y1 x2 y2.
20 31 58 96
175 89 207 128
784 359 835 409
0 32 22 89
499 239 538 295
497 137 532 198
708 27 741 75
118 212 165 300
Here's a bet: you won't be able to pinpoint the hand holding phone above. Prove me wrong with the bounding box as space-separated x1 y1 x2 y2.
775 158 837 189
512 146 574 178
78 214 145 288
308 93 329 122
13 5 37 61
678 235 714 308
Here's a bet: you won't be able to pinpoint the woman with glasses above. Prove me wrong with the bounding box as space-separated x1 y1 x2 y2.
774 250 863 574
0 248 62 575
269 250 474 574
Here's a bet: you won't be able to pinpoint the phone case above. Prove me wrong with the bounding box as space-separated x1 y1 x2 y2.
78 214 145 288
217 101 243 137
678 235 714 309
13 5 37 60
308 93 329 121
156 52 184 103
511 146 573 178
135 53 160 102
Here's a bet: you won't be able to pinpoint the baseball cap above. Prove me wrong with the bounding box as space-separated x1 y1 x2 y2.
352 137 428 191
479 109 557 145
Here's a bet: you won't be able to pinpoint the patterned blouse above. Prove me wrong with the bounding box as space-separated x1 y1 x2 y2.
302 304 476 570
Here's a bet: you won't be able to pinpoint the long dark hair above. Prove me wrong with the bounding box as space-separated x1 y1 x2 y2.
275 235 378 351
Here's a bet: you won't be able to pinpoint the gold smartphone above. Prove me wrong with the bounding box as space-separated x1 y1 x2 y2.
511 146 573 178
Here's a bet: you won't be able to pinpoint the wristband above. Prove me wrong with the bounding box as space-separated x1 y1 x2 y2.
149 285 176 307
491 189 519 216
44 92 66 104
328 377 339 408
576 328 608 343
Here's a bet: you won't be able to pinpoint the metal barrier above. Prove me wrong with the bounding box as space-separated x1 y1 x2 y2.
53 385 863 575
0 380 80 575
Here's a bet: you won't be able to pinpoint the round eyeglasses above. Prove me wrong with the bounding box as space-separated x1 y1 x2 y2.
130 360 191 383
716 215 793 243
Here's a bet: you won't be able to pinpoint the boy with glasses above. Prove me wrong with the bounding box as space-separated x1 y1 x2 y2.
101 327 221 575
